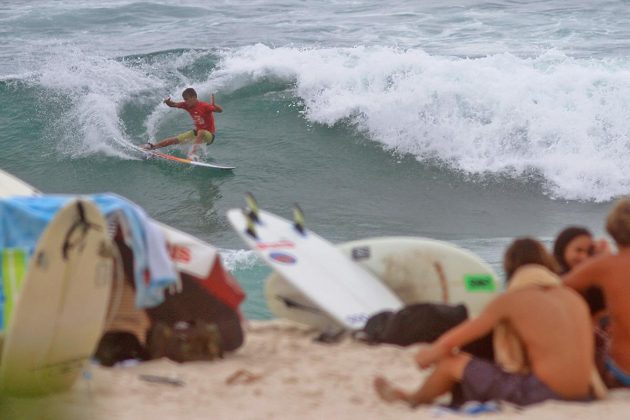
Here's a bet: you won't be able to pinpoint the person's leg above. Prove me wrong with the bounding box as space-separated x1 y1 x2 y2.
374 353 471 407
187 131 205 158
142 136 179 150
188 130 214 158
143 130 198 150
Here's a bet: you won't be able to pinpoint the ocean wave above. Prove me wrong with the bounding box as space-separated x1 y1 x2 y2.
212 44 630 202
10 43 630 202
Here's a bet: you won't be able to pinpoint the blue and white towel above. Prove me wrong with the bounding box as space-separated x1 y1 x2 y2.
0 193 179 328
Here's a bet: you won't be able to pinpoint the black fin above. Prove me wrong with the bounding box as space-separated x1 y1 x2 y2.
243 208 258 238
244 192 260 223
293 203 305 235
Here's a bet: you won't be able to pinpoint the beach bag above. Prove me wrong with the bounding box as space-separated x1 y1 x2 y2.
146 320 223 363
94 331 149 367
359 302 494 360
360 303 469 346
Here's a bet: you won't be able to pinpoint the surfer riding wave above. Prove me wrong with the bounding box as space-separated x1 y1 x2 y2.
142 88 223 161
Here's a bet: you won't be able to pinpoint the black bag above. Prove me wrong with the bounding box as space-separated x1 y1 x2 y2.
361 303 468 346
94 331 149 367
358 302 494 360
146 320 223 363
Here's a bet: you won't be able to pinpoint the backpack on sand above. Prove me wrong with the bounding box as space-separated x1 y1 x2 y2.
357 302 494 360
146 320 223 363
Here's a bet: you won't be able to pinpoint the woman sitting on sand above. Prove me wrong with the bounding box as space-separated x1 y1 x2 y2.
373 238 599 407
553 226 610 317
553 226 610 275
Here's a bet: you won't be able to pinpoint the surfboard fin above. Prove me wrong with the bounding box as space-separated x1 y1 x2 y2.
243 208 258 239
293 204 305 235
244 192 260 224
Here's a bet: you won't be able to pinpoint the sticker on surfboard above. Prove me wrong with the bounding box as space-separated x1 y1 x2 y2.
130 144 235 170
464 274 496 292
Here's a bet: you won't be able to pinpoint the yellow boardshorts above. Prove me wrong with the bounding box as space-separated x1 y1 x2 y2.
176 130 215 145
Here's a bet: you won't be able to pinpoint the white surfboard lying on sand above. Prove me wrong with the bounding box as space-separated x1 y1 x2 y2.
130 144 235 170
0 169 41 197
0 199 113 396
227 207 403 330
266 236 500 331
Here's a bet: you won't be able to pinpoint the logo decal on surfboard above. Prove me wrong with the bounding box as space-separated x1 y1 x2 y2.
269 251 297 264
464 274 496 292
351 246 371 261
256 240 295 250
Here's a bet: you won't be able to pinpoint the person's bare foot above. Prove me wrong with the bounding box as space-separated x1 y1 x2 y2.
373 376 406 403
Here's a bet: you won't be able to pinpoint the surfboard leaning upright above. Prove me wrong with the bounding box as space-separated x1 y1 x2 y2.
0 199 113 396
227 207 403 330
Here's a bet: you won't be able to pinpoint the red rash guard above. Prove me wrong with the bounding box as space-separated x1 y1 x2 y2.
176 101 219 133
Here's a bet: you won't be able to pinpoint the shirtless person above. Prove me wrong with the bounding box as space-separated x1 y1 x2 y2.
374 238 595 407
564 197 630 388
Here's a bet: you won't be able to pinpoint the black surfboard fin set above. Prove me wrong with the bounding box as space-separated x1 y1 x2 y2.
241 192 307 237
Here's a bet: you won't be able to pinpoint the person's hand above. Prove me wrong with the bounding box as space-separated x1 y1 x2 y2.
414 344 442 369
163 96 171 104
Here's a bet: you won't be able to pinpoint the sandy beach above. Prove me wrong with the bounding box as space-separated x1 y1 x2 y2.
0 320 628 420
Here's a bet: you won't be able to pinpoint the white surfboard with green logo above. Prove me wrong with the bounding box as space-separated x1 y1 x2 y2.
266 236 500 331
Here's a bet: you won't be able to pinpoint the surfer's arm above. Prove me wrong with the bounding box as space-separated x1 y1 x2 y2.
163 97 183 108
415 299 503 368
211 94 223 113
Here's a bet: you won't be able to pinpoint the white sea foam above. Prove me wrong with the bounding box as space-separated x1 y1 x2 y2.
219 248 261 271
31 46 165 158
213 45 630 202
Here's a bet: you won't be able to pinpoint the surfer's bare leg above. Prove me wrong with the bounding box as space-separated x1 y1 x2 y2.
188 130 205 159
142 136 179 150
188 130 209 159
